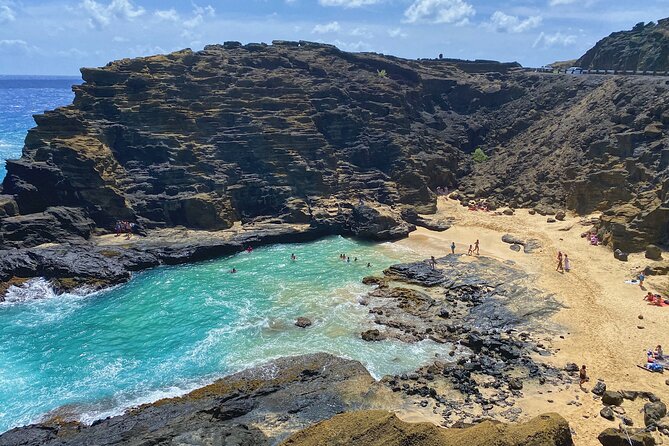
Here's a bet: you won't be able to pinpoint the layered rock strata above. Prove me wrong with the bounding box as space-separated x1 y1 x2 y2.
2 40 669 287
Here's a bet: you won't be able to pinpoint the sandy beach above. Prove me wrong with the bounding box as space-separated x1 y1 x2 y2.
396 198 669 445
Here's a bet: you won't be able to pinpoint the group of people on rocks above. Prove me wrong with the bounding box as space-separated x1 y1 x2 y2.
114 220 136 239
555 251 571 272
435 186 449 196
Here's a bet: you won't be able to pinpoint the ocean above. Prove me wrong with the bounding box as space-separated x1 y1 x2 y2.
0 75 80 181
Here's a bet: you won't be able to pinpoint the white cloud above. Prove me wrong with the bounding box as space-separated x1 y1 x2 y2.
333 39 373 51
192 3 215 17
388 27 408 38
319 0 381 7
549 0 578 5
312 21 341 34
154 9 179 22
0 4 15 23
80 0 145 29
488 11 542 33
533 31 577 47
0 39 38 54
350 27 373 38
404 0 475 25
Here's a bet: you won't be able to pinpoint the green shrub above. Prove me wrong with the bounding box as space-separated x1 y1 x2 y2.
472 147 488 163
377 69 387 78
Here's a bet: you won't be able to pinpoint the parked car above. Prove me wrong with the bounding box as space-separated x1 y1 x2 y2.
566 66 584 74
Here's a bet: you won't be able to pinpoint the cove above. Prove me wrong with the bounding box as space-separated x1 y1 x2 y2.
0 236 448 433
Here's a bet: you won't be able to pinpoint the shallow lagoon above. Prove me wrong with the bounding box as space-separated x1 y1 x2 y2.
0 236 448 432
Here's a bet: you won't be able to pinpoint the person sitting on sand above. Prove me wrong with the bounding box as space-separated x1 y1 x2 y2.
655 345 664 360
467 244 473 256
451 242 456 254
579 365 589 386
645 292 656 303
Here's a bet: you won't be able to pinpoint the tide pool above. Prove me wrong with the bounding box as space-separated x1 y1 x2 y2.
0 236 447 433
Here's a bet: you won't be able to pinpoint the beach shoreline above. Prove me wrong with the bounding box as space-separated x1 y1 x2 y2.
391 198 669 444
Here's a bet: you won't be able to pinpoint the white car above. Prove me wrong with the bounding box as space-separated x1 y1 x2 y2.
566 66 584 75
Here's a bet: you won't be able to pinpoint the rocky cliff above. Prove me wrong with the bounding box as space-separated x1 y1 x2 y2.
1 40 669 272
577 18 669 72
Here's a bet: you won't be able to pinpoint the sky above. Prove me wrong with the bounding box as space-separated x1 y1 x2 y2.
0 0 667 75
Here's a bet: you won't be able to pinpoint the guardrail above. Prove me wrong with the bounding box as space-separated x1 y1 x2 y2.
523 67 669 76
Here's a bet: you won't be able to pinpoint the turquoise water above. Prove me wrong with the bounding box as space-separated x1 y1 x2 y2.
0 76 79 180
0 236 445 432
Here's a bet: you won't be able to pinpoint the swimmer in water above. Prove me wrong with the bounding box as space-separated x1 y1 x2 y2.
291 253 297 261
231 268 237 273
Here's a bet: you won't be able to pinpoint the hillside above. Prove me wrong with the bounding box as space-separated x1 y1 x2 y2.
0 40 668 290
577 18 669 71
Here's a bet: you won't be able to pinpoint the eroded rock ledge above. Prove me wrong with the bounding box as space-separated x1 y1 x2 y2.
0 353 573 446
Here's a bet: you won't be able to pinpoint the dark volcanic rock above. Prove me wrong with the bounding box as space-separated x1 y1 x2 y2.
295 317 312 328
602 391 624 406
598 428 655 446
383 261 445 287
0 353 375 446
644 401 667 427
577 18 669 72
646 244 663 260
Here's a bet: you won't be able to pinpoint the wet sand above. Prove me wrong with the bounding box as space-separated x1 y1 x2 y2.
396 198 669 445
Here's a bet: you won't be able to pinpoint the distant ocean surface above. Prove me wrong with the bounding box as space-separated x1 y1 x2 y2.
0 75 80 181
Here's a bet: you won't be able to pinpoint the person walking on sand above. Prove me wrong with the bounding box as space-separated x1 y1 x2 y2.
556 251 563 272
467 244 473 256
451 242 456 254
579 365 589 387
474 239 480 255
564 254 571 272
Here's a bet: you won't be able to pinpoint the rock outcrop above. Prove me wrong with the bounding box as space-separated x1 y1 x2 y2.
282 410 573 446
0 353 573 446
2 38 669 288
577 18 669 72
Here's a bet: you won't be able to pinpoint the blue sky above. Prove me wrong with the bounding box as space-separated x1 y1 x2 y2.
0 0 667 75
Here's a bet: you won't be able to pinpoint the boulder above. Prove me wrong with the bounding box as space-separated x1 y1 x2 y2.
502 208 514 215
564 363 579 372
361 329 386 342
555 211 566 221
597 428 655 446
547 218 556 223
614 249 629 262
508 377 523 390
600 406 615 421
592 380 607 396
510 244 521 252
602 391 624 406
644 401 667 427
295 317 312 328
645 245 663 261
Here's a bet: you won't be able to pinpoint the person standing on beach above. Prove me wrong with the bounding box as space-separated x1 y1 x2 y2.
579 365 589 388
556 251 563 272
451 242 456 254
467 244 473 256
430 256 436 269
474 239 480 255
564 254 570 272
639 271 645 287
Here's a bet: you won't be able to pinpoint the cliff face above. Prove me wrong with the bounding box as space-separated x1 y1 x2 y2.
577 18 669 71
1 40 669 254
